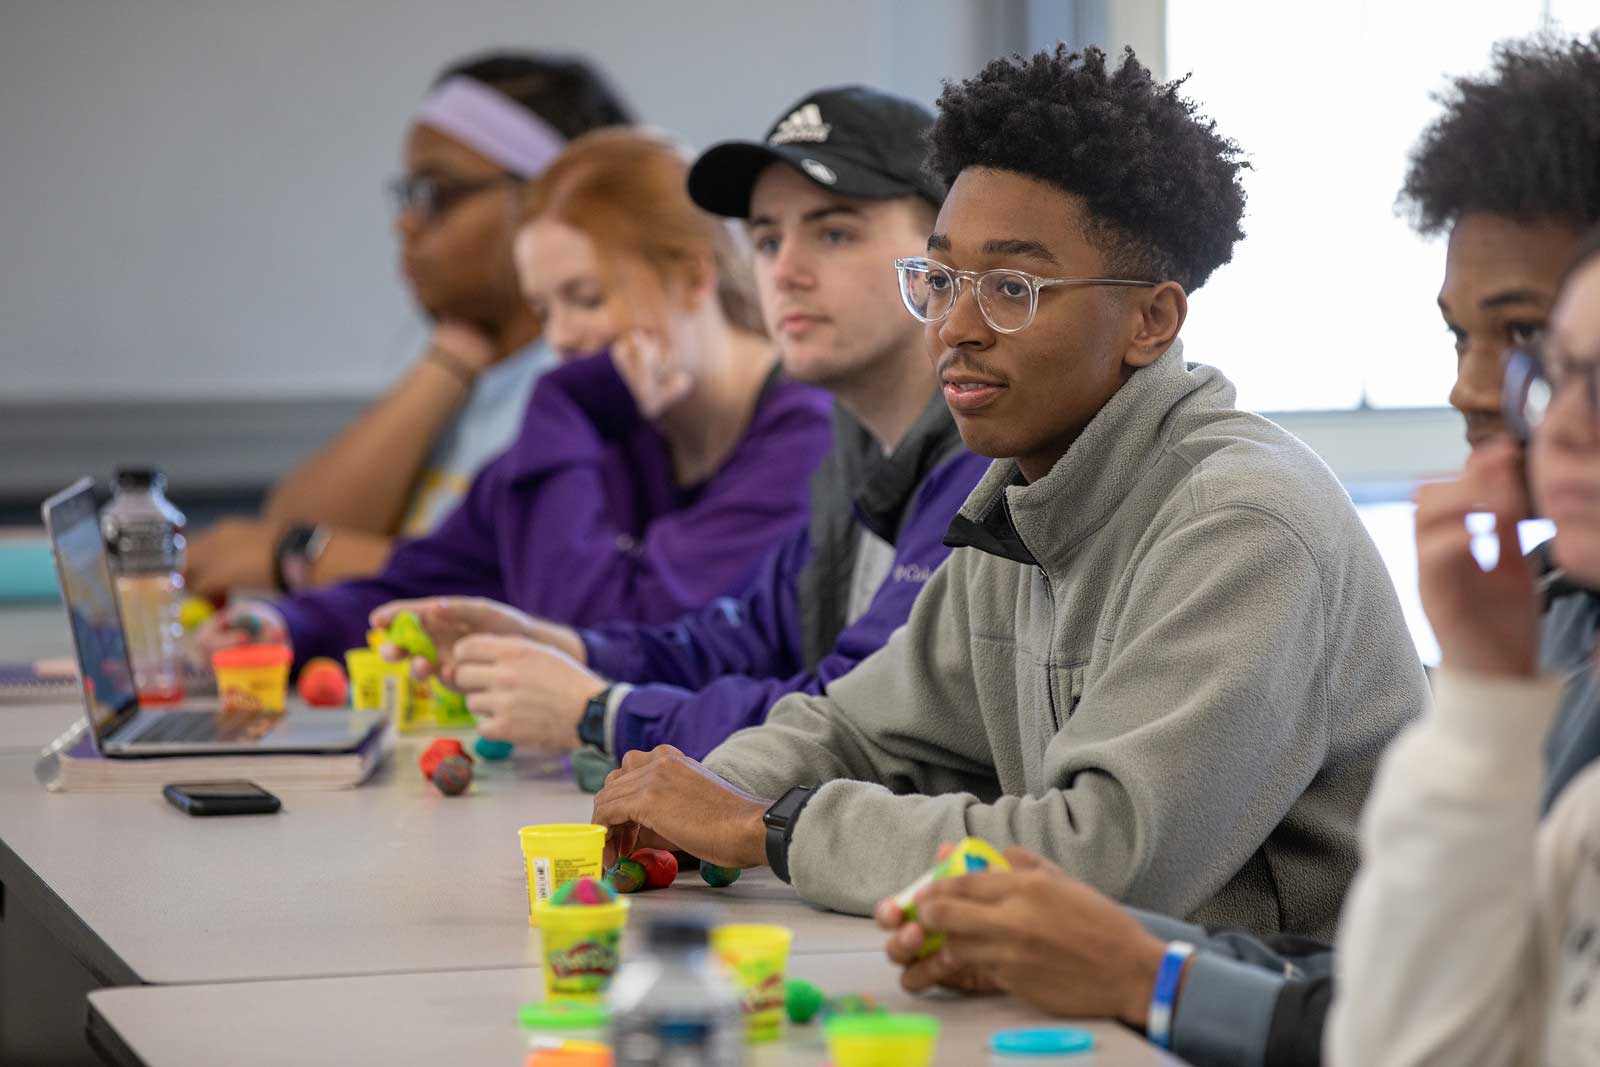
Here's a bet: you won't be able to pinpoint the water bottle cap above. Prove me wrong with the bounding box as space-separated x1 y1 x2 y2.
114 467 163 491
645 913 713 950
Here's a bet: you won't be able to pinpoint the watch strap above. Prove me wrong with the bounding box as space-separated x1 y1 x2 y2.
763 785 816 884
274 524 327 593
578 684 614 751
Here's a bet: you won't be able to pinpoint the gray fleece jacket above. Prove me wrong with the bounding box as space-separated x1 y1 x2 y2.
703 342 1426 938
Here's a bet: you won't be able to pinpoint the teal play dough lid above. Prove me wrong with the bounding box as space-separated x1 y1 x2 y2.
519 1000 611 1030
990 1026 1096 1055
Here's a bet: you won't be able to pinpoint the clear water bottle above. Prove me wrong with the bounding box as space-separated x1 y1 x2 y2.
609 914 744 1067
101 467 187 704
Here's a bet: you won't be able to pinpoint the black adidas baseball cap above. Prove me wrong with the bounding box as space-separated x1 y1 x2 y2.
688 85 945 219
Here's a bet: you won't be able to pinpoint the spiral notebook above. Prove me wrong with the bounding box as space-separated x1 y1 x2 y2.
0 658 216 706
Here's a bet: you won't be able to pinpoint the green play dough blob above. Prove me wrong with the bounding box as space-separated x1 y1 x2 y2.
386 610 438 663
571 746 617 794
785 978 825 1024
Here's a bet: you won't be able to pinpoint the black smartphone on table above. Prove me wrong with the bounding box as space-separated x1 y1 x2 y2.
163 781 282 816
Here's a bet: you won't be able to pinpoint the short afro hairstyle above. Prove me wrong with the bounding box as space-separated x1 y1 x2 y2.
926 44 1247 292
1400 33 1600 236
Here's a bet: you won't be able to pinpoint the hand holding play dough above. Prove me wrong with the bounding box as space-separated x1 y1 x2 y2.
195 600 289 663
368 597 564 682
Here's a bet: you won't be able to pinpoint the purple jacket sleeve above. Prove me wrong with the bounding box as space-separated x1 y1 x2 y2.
582 530 807 689
274 465 510 665
595 450 989 760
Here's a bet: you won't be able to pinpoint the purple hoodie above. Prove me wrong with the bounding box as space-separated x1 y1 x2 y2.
277 351 832 663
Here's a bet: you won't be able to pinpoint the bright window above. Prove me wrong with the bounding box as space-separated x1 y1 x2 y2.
1166 0 1600 412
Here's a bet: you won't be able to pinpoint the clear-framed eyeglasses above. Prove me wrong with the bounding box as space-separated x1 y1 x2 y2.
894 256 1156 334
387 172 520 225
1504 342 1600 442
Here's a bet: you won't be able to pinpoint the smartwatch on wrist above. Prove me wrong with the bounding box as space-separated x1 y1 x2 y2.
273 524 329 593
763 785 816 884
578 684 614 752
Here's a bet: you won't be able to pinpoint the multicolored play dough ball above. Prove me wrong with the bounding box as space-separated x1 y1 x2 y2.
474 736 514 761
431 754 473 796
630 848 678 889
605 858 647 894
550 875 616 907
785 978 826 1024
296 657 349 707
419 737 471 781
700 863 741 887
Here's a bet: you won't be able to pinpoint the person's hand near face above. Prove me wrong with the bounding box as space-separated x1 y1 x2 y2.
183 519 281 600
875 846 1168 1025
447 634 606 752
589 746 771 869
424 319 498 382
611 327 694 419
1415 439 1540 678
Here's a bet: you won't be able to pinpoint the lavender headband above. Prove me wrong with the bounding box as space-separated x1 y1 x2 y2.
413 76 566 178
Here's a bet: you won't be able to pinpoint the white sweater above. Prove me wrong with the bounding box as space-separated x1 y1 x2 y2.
1328 668 1600 1066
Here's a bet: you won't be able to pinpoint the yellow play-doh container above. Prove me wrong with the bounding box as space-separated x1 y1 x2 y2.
519 824 606 923
892 837 1010 958
532 897 629 1001
211 644 291 714
711 923 793 1043
825 1013 940 1067
344 648 386 711
365 630 421 730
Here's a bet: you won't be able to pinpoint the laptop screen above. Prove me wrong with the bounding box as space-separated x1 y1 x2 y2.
42 480 139 742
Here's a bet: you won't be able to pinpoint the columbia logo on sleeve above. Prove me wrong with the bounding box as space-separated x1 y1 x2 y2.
893 563 934 584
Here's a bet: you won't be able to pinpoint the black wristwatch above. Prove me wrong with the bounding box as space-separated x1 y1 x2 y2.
578 684 614 752
273 523 329 593
763 785 816 885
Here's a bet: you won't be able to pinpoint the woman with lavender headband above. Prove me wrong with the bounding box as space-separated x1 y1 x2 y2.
185 53 631 599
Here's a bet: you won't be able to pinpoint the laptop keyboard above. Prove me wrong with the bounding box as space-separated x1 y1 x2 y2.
133 713 222 743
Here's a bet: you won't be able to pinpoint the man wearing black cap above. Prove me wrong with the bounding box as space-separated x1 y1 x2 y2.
379 86 988 762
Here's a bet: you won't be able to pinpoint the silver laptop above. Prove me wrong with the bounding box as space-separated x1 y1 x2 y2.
43 479 385 756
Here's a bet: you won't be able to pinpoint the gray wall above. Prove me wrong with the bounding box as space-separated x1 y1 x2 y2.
0 0 1032 403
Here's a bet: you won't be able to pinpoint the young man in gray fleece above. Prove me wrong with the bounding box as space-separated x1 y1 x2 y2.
590 44 1426 941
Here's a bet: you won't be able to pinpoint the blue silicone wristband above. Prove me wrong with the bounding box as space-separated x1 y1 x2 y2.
1147 941 1194 1049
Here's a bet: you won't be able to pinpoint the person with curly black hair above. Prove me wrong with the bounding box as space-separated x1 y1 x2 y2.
1328 34 1600 1066
1408 33 1600 447
588 45 1424 1006
791 35 1600 1067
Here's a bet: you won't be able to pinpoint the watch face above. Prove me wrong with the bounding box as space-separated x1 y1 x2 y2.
765 786 811 827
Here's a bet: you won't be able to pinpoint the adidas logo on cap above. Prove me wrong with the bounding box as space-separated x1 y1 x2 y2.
769 103 830 145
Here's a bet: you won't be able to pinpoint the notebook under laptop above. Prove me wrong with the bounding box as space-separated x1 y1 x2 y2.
42 479 385 757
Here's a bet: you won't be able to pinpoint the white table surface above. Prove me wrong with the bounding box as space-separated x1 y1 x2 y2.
0 735 892 987
87 951 1186 1067
0 700 79 752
